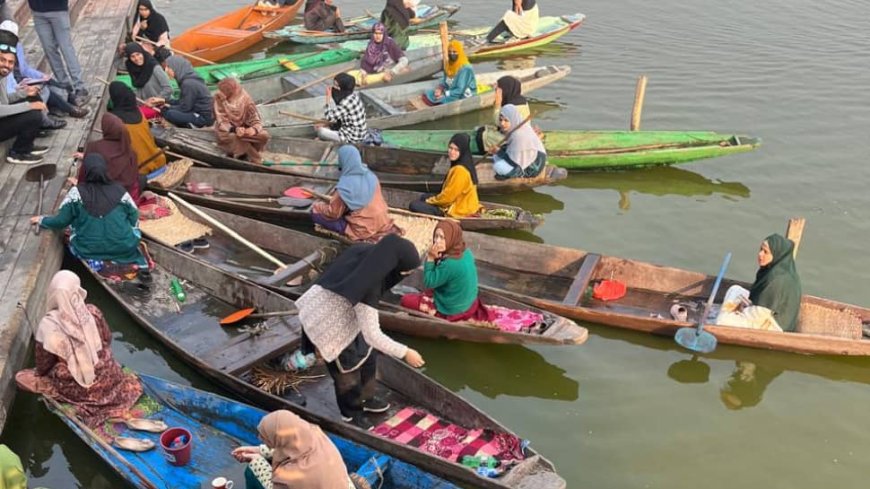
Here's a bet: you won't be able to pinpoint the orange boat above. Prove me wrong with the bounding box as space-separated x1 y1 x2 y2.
172 1 303 66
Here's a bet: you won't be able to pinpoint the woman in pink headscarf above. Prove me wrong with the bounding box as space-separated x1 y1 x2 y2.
213 77 270 164
15 270 142 427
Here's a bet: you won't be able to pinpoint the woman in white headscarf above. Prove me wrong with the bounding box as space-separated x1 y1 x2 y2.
490 104 547 179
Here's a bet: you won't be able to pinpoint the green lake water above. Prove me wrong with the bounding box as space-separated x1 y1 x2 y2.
5 0 870 487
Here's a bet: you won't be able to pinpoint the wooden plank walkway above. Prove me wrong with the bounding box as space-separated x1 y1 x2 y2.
0 0 136 429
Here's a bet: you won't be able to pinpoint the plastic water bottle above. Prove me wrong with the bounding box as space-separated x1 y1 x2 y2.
170 278 186 303
86 259 104 272
476 467 500 478
290 350 316 370
461 455 498 469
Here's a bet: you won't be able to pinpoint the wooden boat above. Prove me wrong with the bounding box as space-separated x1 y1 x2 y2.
442 231 870 356
377 130 763 171
138 203 585 346
171 1 303 66
82 242 567 488
115 49 358 91
265 3 461 44
46 374 462 489
338 13 585 59
153 126 569 194
257 65 571 138
156 166 543 231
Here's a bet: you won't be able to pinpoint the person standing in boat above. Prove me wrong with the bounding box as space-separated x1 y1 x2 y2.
303 0 345 32
232 410 356 489
123 42 172 120
486 0 540 44
14 270 143 428
422 40 477 106
358 22 409 85
161 55 215 128
490 104 547 180
295 234 425 427
311 145 400 242
315 73 368 143
379 0 420 50
715 234 802 332
32 154 149 271
213 77 270 164
108 81 167 176
408 133 481 218
132 0 170 48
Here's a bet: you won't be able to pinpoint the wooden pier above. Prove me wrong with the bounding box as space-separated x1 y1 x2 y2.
0 0 136 429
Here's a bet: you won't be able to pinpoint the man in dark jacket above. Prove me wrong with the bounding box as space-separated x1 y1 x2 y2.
28 0 89 107
161 55 214 128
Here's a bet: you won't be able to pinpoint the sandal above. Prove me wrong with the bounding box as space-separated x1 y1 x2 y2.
113 437 155 452
670 304 689 322
110 417 168 433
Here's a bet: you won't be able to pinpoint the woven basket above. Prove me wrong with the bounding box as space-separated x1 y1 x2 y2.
140 199 212 246
314 211 439 257
148 159 194 189
796 303 863 339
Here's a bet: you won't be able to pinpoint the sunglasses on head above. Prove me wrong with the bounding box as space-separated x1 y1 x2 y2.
0 44 17 54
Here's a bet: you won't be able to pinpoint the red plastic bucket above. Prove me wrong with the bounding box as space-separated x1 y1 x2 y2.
159 427 192 466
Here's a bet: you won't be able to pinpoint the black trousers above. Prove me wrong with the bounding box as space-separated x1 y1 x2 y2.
326 350 379 418
409 193 445 217
0 110 42 153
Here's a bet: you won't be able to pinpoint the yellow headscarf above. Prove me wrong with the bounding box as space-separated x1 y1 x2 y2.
445 40 469 78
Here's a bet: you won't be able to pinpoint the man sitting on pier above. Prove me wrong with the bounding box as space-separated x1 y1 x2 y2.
0 30 49 165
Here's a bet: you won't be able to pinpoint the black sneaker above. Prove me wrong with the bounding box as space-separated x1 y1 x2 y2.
68 106 90 119
29 146 50 156
348 415 373 430
41 117 67 130
176 241 194 254
36 130 51 138
192 238 210 249
6 151 44 164
72 89 91 107
48 108 68 118
362 397 390 413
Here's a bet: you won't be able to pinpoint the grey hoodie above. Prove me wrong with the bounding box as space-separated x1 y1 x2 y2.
165 56 213 122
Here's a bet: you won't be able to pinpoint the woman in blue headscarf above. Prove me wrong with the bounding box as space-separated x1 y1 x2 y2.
311 146 399 242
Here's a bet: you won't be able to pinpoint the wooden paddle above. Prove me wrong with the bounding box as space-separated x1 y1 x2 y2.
220 308 299 325
487 115 533 153
278 110 330 124
43 396 160 489
134 36 216 66
262 67 347 105
287 186 331 201
674 252 732 354
439 21 449 73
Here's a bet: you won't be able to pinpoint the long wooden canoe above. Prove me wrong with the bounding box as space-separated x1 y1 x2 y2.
153 126 569 194
377 130 763 171
139 203 584 346
265 4 461 44
338 13 585 59
82 242 567 488
46 374 461 488
446 230 870 356
171 1 303 66
154 166 542 231
257 65 571 138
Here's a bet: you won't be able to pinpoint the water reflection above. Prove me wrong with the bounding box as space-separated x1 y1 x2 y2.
561 166 751 211
666 355 711 384
719 361 783 410
493 42 582 71
415 341 579 401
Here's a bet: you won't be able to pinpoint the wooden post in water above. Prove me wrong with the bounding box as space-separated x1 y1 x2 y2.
786 217 806 258
439 21 449 73
630 75 648 131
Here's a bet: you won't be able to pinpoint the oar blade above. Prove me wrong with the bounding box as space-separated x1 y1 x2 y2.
674 327 717 354
220 307 255 325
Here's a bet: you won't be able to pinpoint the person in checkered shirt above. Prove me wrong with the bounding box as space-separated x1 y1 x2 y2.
316 73 368 143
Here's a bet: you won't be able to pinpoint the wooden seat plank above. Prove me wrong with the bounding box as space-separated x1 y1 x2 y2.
198 27 249 38
359 91 404 116
202 317 301 375
561 253 601 306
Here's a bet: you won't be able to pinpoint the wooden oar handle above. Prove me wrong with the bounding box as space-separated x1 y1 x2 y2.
493 115 533 149
278 110 330 124
134 36 216 65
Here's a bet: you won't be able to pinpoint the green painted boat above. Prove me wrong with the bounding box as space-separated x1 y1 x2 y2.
114 48 358 90
378 130 762 171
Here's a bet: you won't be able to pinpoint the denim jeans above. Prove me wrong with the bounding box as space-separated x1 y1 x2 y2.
162 109 211 128
32 11 85 92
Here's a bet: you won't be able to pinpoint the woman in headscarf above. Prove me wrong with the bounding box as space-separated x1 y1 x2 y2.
14 270 143 427
296 235 424 426
423 40 476 106
108 81 166 176
303 0 345 32
232 410 354 489
311 145 398 242
409 133 481 217
33 155 148 269
162 55 214 128
490 104 547 179
473 75 532 154
486 0 539 44
132 0 170 47
123 42 172 119
358 22 408 85
78 113 141 202
715 234 802 332
213 77 270 164
400 219 492 323
379 0 419 50
316 73 368 143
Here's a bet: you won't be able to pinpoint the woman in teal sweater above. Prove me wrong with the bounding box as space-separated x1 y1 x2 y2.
400 219 490 321
32 154 148 269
